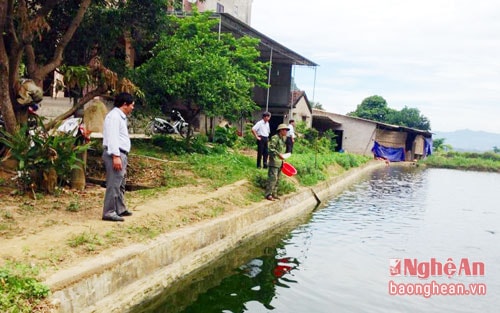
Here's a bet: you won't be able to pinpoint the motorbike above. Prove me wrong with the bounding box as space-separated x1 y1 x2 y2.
146 109 189 137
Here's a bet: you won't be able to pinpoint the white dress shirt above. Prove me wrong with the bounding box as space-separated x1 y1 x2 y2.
252 119 270 137
103 107 131 156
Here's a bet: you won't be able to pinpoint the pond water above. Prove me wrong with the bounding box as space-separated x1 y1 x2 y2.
132 167 500 313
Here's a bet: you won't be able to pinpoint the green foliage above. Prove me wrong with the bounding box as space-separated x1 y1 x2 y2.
0 119 89 193
58 65 91 90
284 150 370 186
348 95 431 131
348 95 391 121
213 126 239 147
311 101 324 110
67 200 81 212
62 0 171 71
389 106 431 130
0 263 50 313
188 151 256 188
253 171 296 196
234 123 258 149
432 137 446 152
134 11 268 120
67 231 104 251
150 134 211 154
293 122 336 154
420 151 500 172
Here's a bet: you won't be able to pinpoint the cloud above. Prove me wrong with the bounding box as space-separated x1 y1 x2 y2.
251 0 500 133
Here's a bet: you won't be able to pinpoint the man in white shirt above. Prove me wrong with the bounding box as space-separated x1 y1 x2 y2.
102 92 135 222
251 111 271 168
286 119 296 153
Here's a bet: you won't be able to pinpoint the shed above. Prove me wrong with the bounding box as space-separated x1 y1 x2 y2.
312 109 433 161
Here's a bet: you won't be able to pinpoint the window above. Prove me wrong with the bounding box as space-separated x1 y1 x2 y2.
216 3 224 13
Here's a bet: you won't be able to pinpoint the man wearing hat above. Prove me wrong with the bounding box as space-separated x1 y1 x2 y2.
265 123 289 201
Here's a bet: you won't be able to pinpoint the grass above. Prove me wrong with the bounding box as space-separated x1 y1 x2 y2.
420 151 500 172
0 134 373 312
0 262 51 313
67 230 104 251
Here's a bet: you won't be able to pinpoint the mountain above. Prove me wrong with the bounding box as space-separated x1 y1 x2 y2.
433 129 500 152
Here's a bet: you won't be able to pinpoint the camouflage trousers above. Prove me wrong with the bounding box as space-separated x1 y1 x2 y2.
265 166 282 197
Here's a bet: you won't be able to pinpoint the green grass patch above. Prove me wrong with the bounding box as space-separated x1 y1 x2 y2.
286 152 370 186
187 151 256 188
67 230 104 251
0 262 50 313
421 152 500 172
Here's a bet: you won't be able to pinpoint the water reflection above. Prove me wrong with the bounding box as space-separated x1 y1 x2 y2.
131 217 310 313
133 167 500 313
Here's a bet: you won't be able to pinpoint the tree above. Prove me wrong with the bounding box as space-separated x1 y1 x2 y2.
348 95 431 131
432 138 452 153
311 101 324 110
0 1 144 134
134 11 269 131
0 0 139 192
388 106 431 131
348 95 393 122
0 0 93 134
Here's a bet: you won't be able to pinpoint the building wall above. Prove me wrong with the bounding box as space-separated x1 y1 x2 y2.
313 110 377 156
291 97 312 128
197 0 253 24
330 114 377 156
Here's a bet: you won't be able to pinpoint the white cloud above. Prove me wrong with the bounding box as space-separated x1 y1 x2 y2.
251 0 500 133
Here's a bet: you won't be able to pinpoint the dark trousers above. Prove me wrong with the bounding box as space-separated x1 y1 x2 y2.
256 136 269 168
286 137 294 153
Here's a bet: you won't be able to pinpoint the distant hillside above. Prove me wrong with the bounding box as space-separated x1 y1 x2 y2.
433 129 500 152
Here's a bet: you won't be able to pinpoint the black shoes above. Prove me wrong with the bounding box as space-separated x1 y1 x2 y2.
102 215 125 222
103 210 132 222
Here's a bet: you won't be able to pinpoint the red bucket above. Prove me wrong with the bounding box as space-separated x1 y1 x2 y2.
281 162 297 177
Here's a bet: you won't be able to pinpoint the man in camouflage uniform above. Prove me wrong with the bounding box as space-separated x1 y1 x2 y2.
265 124 289 201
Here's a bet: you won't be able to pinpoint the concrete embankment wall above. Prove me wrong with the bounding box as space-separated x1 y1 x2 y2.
46 161 387 313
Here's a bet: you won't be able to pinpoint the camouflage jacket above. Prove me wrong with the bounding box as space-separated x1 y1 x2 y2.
268 134 287 167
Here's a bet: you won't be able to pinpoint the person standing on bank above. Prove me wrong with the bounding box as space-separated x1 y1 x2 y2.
265 124 289 201
102 92 135 222
286 119 296 153
251 111 271 168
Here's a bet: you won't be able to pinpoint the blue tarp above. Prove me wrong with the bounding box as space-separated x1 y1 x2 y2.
424 137 433 157
371 141 405 162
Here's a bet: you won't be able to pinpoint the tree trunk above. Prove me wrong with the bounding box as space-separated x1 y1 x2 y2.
0 2 17 134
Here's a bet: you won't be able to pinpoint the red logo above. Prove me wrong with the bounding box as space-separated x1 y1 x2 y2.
389 258 402 276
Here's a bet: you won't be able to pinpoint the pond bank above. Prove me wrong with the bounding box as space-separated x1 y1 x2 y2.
46 160 392 313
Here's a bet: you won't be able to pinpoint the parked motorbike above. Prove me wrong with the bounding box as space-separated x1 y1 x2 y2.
146 109 189 137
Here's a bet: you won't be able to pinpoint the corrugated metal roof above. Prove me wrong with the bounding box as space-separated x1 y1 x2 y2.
217 13 317 66
312 109 432 137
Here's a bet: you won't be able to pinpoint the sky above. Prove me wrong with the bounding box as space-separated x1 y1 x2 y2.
250 0 500 133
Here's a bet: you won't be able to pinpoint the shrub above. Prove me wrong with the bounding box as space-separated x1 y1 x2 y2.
0 263 50 312
0 120 88 194
213 126 238 147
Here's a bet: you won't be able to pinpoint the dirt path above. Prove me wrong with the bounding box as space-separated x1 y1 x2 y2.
0 174 258 280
